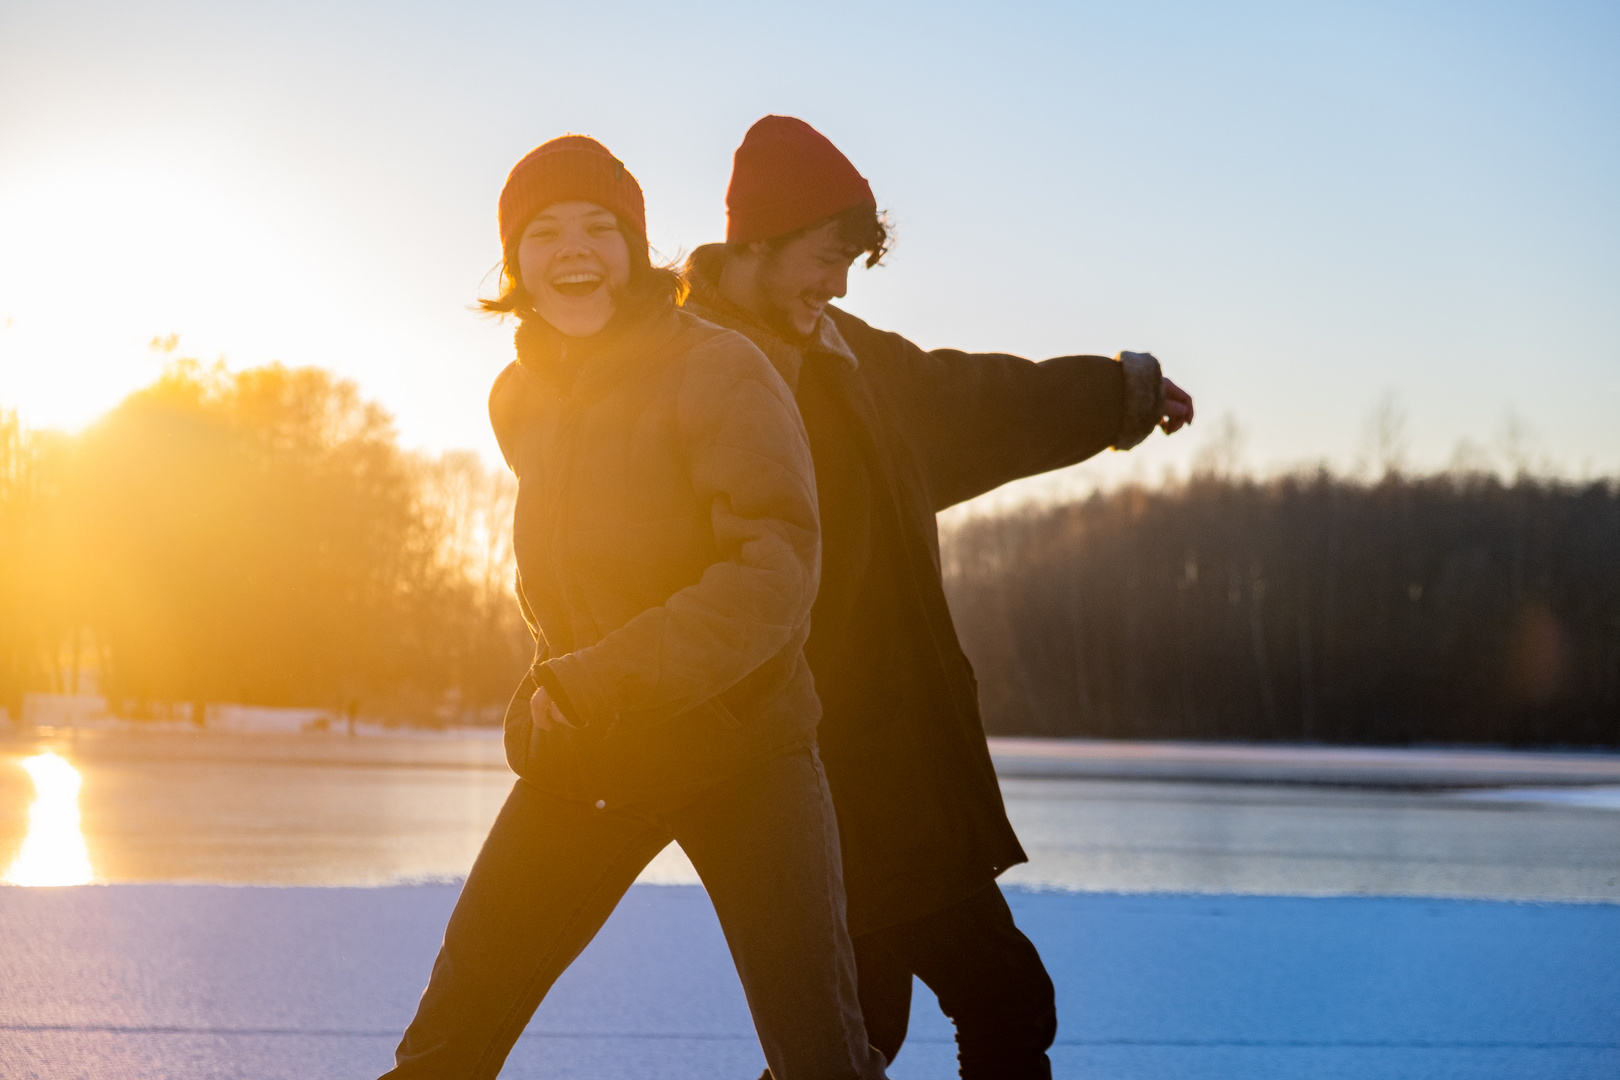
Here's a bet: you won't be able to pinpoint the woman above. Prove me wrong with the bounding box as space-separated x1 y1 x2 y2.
382 136 886 1080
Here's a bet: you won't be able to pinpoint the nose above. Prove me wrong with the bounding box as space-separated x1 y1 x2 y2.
558 225 593 257
825 263 849 300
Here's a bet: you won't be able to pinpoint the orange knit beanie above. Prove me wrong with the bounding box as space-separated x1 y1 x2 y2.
498 136 647 250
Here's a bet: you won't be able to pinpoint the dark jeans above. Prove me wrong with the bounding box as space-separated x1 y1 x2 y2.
853 883 1056 1080
384 747 887 1080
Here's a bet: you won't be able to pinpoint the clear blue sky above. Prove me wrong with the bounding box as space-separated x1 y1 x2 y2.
2 0 1616 501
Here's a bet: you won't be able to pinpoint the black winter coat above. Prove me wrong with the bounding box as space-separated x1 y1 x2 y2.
683 247 1163 933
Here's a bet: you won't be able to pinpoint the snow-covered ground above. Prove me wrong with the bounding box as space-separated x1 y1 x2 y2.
2 884 1617 1079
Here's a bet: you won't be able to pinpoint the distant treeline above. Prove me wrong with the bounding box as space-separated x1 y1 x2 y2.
7 363 1618 744
943 473 1620 747
0 360 531 724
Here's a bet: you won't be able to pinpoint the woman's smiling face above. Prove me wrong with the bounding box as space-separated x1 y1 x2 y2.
518 201 632 337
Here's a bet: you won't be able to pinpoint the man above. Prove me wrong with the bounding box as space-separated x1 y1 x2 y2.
683 115 1194 1080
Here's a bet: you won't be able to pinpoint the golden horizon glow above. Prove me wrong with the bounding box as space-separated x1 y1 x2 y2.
4 752 94 887
0 155 369 438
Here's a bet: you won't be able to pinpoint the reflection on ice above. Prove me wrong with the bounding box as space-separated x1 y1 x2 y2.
1 731 1616 900
4 752 94 886
1448 785 1620 811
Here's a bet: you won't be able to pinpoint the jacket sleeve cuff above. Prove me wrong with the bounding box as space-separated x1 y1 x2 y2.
533 654 609 730
1112 351 1165 451
531 664 584 728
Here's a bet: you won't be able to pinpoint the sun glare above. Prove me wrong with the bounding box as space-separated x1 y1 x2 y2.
4 752 94 887
0 155 352 435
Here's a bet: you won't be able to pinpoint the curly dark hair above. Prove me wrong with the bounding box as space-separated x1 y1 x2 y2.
729 204 891 269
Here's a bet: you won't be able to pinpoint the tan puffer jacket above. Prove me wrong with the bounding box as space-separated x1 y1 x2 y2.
489 301 821 810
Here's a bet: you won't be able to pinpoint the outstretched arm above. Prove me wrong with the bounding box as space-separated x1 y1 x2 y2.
888 334 1171 510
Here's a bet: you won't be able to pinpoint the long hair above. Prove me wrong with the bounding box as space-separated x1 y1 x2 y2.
480 218 687 320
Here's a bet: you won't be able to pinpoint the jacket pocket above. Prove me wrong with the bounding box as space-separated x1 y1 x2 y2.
503 673 538 779
505 673 595 799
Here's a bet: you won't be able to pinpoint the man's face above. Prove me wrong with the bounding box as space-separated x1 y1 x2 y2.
754 220 861 339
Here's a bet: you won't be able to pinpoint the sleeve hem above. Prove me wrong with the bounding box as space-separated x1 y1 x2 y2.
535 655 610 731
532 663 585 728
1112 351 1165 451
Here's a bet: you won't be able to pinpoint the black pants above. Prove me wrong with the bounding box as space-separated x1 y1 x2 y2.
385 749 886 1080
761 882 1055 1079
854 883 1055 1080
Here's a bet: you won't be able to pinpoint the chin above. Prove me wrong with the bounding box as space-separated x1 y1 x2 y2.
542 300 614 337
791 307 825 336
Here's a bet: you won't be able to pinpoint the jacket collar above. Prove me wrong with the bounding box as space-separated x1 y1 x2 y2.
513 299 680 398
682 244 857 392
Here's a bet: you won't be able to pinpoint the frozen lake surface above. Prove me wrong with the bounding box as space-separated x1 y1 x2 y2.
2 728 1619 1078
3 728 1618 900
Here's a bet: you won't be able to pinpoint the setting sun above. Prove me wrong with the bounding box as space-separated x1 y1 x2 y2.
0 157 330 435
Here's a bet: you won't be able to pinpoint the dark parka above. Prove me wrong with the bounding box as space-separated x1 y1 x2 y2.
683 246 1164 934
489 301 823 811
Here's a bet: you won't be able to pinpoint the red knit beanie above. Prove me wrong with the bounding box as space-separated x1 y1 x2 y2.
726 116 876 244
498 135 647 250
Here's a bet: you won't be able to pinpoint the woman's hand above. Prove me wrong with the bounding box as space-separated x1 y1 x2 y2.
529 685 572 735
1161 378 1195 434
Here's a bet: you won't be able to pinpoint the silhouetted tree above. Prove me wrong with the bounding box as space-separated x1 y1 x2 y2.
414 449 529 719
45 359 528 722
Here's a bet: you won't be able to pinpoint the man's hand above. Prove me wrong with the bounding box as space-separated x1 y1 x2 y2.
529 685 571 734
1161 378 1194 434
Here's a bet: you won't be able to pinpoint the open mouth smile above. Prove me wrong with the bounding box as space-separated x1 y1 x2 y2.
551 272 604 298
